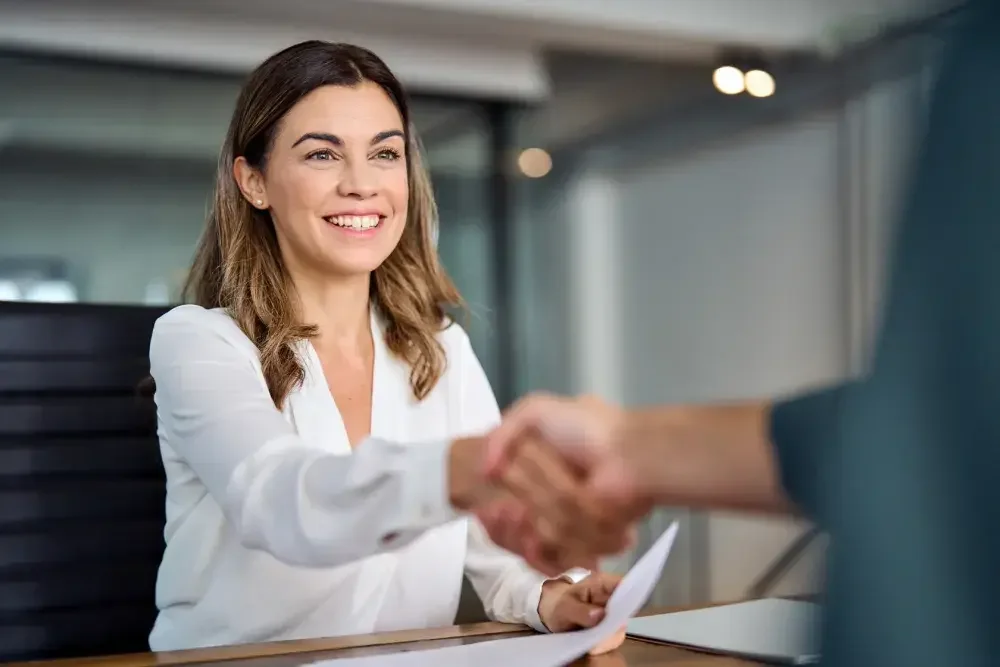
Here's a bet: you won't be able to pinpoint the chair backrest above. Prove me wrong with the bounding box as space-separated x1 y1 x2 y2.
455 576 489 625
0 301 168 662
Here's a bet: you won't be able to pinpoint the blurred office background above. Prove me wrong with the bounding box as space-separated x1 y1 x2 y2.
0 0 958 614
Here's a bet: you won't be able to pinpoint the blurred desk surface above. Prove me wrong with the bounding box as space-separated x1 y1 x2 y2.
9 605 764 667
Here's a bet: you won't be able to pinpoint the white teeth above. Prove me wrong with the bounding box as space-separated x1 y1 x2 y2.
328 215 380 230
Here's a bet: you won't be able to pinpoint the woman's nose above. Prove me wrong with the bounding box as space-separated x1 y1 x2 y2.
337 160 378 199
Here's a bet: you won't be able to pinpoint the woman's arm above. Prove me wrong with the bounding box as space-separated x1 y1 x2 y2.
453 330 583 631
464 519 549 631
150 306 486 569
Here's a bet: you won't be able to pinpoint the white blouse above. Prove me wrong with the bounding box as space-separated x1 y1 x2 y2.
146 304 552 651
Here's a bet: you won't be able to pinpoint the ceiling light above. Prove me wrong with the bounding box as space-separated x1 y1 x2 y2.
713 66 746 95
518 148 552 178
745 69 776 98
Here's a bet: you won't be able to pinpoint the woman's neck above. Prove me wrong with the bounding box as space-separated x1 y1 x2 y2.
294 271 373 350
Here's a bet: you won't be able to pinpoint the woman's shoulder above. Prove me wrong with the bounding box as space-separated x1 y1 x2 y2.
434 319 489 387
375 310 472 358
436 317 474 358
154 304 240 333
151 304 256 356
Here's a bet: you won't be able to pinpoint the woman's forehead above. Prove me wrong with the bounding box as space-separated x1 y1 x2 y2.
276 83 405 145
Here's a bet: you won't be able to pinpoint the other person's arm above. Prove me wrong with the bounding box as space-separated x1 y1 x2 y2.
480 383 852 568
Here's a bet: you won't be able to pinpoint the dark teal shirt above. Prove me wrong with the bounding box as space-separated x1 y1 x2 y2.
771 2 1000 664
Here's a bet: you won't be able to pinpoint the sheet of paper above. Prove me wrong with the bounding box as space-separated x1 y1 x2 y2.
626 598 822 665
305 521 679 667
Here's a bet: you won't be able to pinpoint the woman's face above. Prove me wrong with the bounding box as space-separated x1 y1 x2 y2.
237 82 409 278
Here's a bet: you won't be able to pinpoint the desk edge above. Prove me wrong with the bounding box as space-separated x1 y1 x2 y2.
9 622 527 667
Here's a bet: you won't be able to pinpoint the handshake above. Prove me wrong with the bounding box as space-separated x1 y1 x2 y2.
448 394 666 576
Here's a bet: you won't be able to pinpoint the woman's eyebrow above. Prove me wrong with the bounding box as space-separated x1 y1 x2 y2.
291 129 404 148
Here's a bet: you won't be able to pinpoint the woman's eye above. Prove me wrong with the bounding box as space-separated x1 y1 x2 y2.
374 148 402 161
307 150 336 161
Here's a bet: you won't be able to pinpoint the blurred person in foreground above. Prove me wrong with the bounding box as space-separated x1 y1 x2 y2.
481 1 1000 665
145 40 624 652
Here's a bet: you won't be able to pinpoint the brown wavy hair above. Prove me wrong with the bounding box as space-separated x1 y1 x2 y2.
180 41 462 407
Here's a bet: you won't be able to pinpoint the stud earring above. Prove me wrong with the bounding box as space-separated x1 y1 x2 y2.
255 199 263 207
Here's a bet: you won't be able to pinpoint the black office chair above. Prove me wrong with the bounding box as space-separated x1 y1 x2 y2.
0 301 168 661
455 575 489 625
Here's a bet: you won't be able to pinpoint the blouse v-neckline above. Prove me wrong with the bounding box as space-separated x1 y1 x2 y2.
300 308 396 451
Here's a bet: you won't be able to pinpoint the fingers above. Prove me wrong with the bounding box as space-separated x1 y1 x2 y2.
481 391 644 570
545 572 623 633
502 440 588 551
502 439 633 564
485 393 607 478
539 573 629 659
486 391 625 489
475 499 522 552
483 393 555 477
553 591 606 630
584 572 623 606
588 627 627 656
475 499 571 576
577 393 613 414
625 525 638 551
501 437 579 522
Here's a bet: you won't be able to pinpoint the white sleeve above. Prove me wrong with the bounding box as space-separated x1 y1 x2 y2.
453 329 564 633
149 305 459 568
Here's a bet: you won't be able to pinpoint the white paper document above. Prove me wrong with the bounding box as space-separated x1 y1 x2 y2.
626 598 822 665
306 521 679 667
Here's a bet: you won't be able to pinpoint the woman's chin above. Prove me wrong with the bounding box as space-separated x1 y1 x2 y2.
315 251 390 278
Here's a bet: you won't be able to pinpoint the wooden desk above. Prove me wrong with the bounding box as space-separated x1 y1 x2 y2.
9 609 761 667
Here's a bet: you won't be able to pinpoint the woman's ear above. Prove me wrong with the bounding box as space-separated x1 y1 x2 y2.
233 156 268 209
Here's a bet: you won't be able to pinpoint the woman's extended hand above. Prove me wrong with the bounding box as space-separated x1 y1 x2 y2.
536 572 627 655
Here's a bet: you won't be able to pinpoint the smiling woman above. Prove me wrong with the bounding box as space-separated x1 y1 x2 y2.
232 82 415 318
188 43 454 405
143 40 625 654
